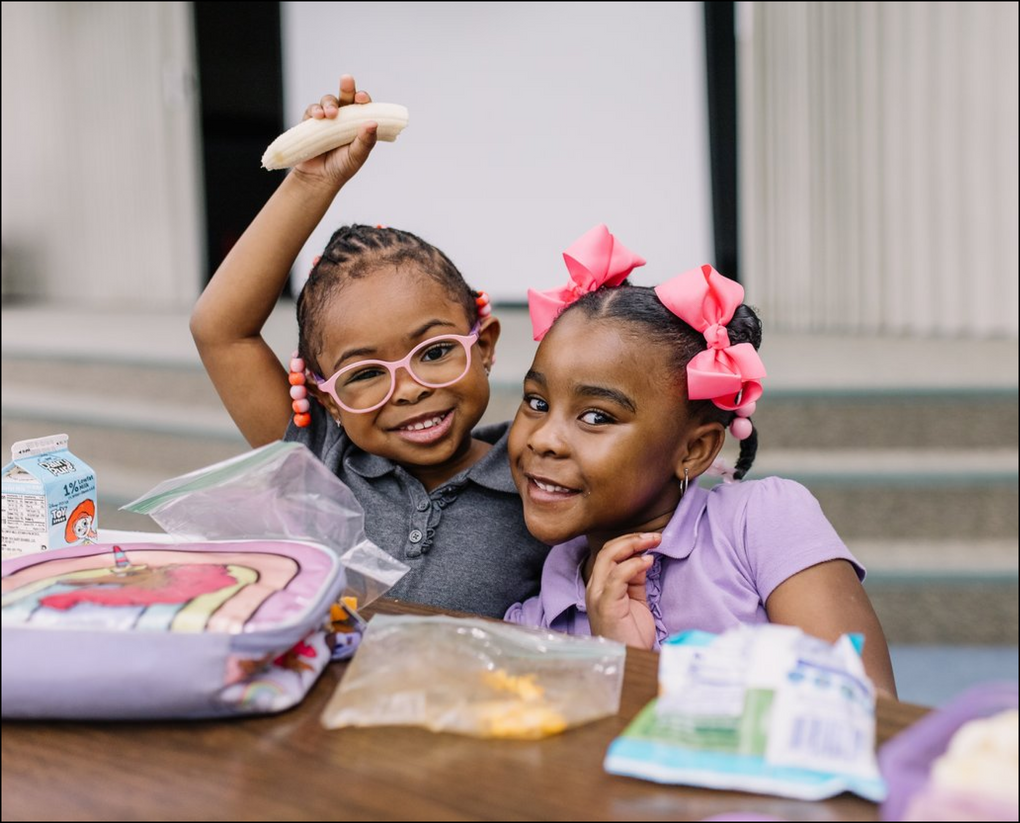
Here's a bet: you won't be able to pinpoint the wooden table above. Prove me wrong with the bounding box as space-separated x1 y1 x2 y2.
2 600 927 821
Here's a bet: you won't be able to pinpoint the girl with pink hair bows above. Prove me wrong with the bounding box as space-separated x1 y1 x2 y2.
506 224 896 697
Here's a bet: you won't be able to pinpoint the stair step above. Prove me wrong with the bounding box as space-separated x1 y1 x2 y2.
2 385 241 440
866 578 1018 645
850 539 1017 575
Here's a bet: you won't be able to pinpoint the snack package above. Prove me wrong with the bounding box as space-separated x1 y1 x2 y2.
604 624 886 802
2 434 97 559
321 614 627 739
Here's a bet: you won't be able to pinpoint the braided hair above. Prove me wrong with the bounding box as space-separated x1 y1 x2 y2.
296 224 480 375
557 284 762 479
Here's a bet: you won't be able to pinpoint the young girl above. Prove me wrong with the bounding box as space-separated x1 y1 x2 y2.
190 76 549 617
505 225 897 696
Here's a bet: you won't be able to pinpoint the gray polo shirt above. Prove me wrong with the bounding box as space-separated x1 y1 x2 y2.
285 402 549 617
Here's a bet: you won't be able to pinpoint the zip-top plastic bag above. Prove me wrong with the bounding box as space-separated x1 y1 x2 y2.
322 614 627 739
122 441 407 609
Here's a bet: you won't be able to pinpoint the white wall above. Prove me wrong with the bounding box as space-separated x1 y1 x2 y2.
0 2 203 310
281 1 713 302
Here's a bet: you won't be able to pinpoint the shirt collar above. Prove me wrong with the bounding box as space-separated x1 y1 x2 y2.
343 421 517 494
654 484 709 561
536 537 590 624
343 447 394 479
537 484 712 624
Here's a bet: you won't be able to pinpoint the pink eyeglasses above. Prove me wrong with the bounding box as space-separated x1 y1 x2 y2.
314 324 480 413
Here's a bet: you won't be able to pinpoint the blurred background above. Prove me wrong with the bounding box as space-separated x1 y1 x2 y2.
2 1 1017 705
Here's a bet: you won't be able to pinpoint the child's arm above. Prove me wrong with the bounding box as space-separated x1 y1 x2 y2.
765 559 898 698
585 533 662 649
190 75 379 447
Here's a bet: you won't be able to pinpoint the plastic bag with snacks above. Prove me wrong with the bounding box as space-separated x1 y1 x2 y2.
321 614 627 739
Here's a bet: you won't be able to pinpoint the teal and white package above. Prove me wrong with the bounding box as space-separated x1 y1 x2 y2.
2 434 97 559
604 624 887 802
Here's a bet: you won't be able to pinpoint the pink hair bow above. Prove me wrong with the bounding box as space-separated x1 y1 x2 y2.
528 224 646 341
654 265 766 411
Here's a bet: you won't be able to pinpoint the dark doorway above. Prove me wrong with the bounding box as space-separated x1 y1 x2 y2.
193 2 285 290
704 2 739 281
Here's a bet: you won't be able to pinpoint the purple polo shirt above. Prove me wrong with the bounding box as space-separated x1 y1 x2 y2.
505 476 864 648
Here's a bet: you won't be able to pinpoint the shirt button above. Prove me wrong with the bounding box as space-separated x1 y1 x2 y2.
409 529 424 543
416 501 429 512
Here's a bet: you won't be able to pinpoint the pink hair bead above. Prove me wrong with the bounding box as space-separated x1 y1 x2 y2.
291 398 310 414
729 417 753 440
290 357 305 373
735 401 756 418
290 384 307 401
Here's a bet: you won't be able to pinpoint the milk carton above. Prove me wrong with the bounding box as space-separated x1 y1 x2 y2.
2 434 97 559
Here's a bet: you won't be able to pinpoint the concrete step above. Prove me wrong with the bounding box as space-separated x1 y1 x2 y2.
866 578 1017 645
888 646 1019 707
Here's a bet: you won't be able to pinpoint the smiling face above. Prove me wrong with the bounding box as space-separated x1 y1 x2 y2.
509 311 707 547
310 266 498 486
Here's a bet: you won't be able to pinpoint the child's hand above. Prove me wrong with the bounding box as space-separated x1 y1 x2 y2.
292 74 379 190
585 532 661 649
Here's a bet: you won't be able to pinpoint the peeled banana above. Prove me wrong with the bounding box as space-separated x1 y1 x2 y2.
261 102 409 170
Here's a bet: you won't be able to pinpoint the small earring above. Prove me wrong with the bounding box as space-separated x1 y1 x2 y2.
289 351 312 428
679 466 689 498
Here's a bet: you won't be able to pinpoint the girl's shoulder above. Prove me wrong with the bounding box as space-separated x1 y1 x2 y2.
695 476 854 597
701 475 823 519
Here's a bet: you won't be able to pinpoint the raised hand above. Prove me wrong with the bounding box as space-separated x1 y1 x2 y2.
292 74 378 189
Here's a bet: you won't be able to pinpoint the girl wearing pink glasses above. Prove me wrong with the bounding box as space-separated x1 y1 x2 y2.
190 76 548 618
504 225 896 697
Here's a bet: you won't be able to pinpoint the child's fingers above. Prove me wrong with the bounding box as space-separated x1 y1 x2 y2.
594 555 654 602
603 532 663 566
612 555 654 589
354 90 372 104
589 532 659 588
590 533 659 586
319 94 339 116
338 74 357 106
303 103 325 121
345 123 379 169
